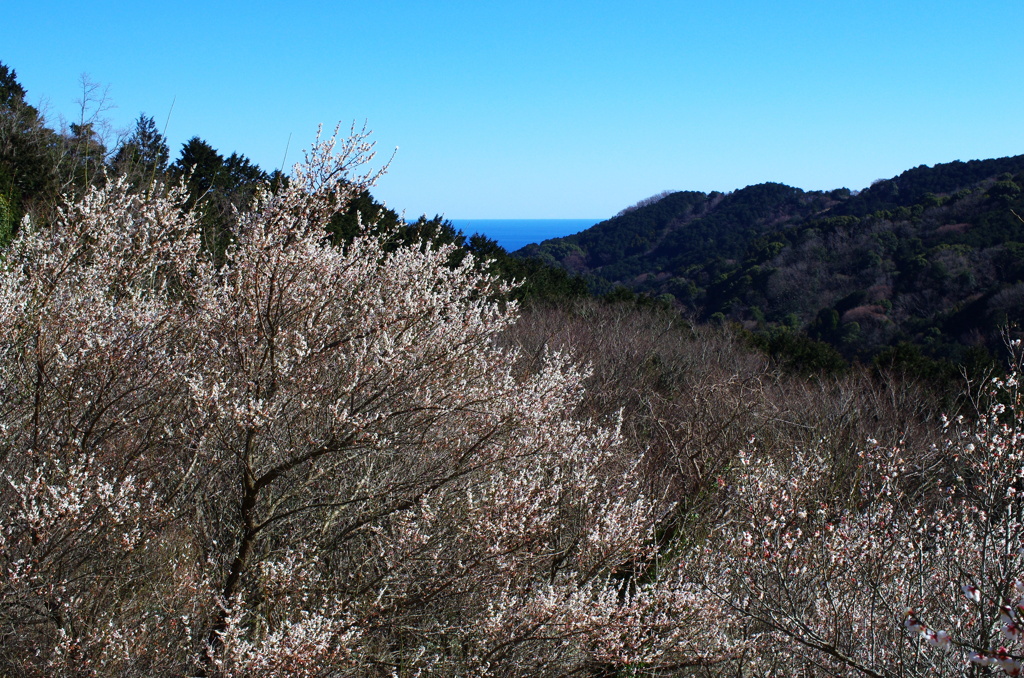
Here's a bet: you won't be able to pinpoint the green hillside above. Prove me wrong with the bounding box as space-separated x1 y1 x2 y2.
520 156 1024 369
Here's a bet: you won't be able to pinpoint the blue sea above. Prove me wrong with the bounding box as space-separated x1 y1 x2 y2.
448 219 603 253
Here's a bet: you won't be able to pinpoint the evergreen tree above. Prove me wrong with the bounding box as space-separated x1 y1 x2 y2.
111 114 169 186
67 121 106 189
171 136 224 201
0 63 30 110
171 138 269 260
0 61 65 228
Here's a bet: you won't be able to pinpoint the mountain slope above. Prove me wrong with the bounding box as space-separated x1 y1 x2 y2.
518 154 1024 364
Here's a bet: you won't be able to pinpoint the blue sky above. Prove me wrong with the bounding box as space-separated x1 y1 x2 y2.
7 1 1024 218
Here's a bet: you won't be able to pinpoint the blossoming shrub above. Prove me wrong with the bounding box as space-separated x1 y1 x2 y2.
0 126 727 677
706 347 1024 676
0 172 210 675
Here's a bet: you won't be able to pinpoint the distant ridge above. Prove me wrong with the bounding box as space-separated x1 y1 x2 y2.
517 154 1024 363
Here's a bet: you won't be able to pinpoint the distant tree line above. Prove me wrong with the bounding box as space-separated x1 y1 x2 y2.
0 62 586 303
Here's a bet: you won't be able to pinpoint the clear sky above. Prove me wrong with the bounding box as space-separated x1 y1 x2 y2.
6 1 1024 218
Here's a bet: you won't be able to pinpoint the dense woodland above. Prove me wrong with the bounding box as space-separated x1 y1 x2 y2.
5 62 1024 677
522 156 1024 382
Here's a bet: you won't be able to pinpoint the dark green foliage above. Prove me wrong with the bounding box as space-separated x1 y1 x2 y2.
0 191 14 248
603 286 637 304
465 233 588 302
808 308 842 344
170 138 269 260
172 137 230 201
529 182 841 299
0 62 68 228
519 191 710 272
224 152 268 192
988 179 1021 203
67 121 106 189
111 114 169 187
746 326 848 376
326 189 412 246
832 157 1024 217
0 63 29 109
529 154 1024 381
497 252 590 302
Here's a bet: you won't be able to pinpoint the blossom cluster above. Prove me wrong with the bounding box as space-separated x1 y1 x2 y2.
703 348 1024 676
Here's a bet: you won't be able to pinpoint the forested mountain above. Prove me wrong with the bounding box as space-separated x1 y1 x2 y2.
520 156 1024 371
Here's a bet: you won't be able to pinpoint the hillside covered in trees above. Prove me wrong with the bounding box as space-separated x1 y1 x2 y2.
520 157 1024 373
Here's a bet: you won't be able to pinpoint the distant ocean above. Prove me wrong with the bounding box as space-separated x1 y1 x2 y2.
448 219 603 253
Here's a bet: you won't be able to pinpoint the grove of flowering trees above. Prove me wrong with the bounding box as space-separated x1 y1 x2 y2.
0 126 727 677
3 122 1024 677
702 352 1024 676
